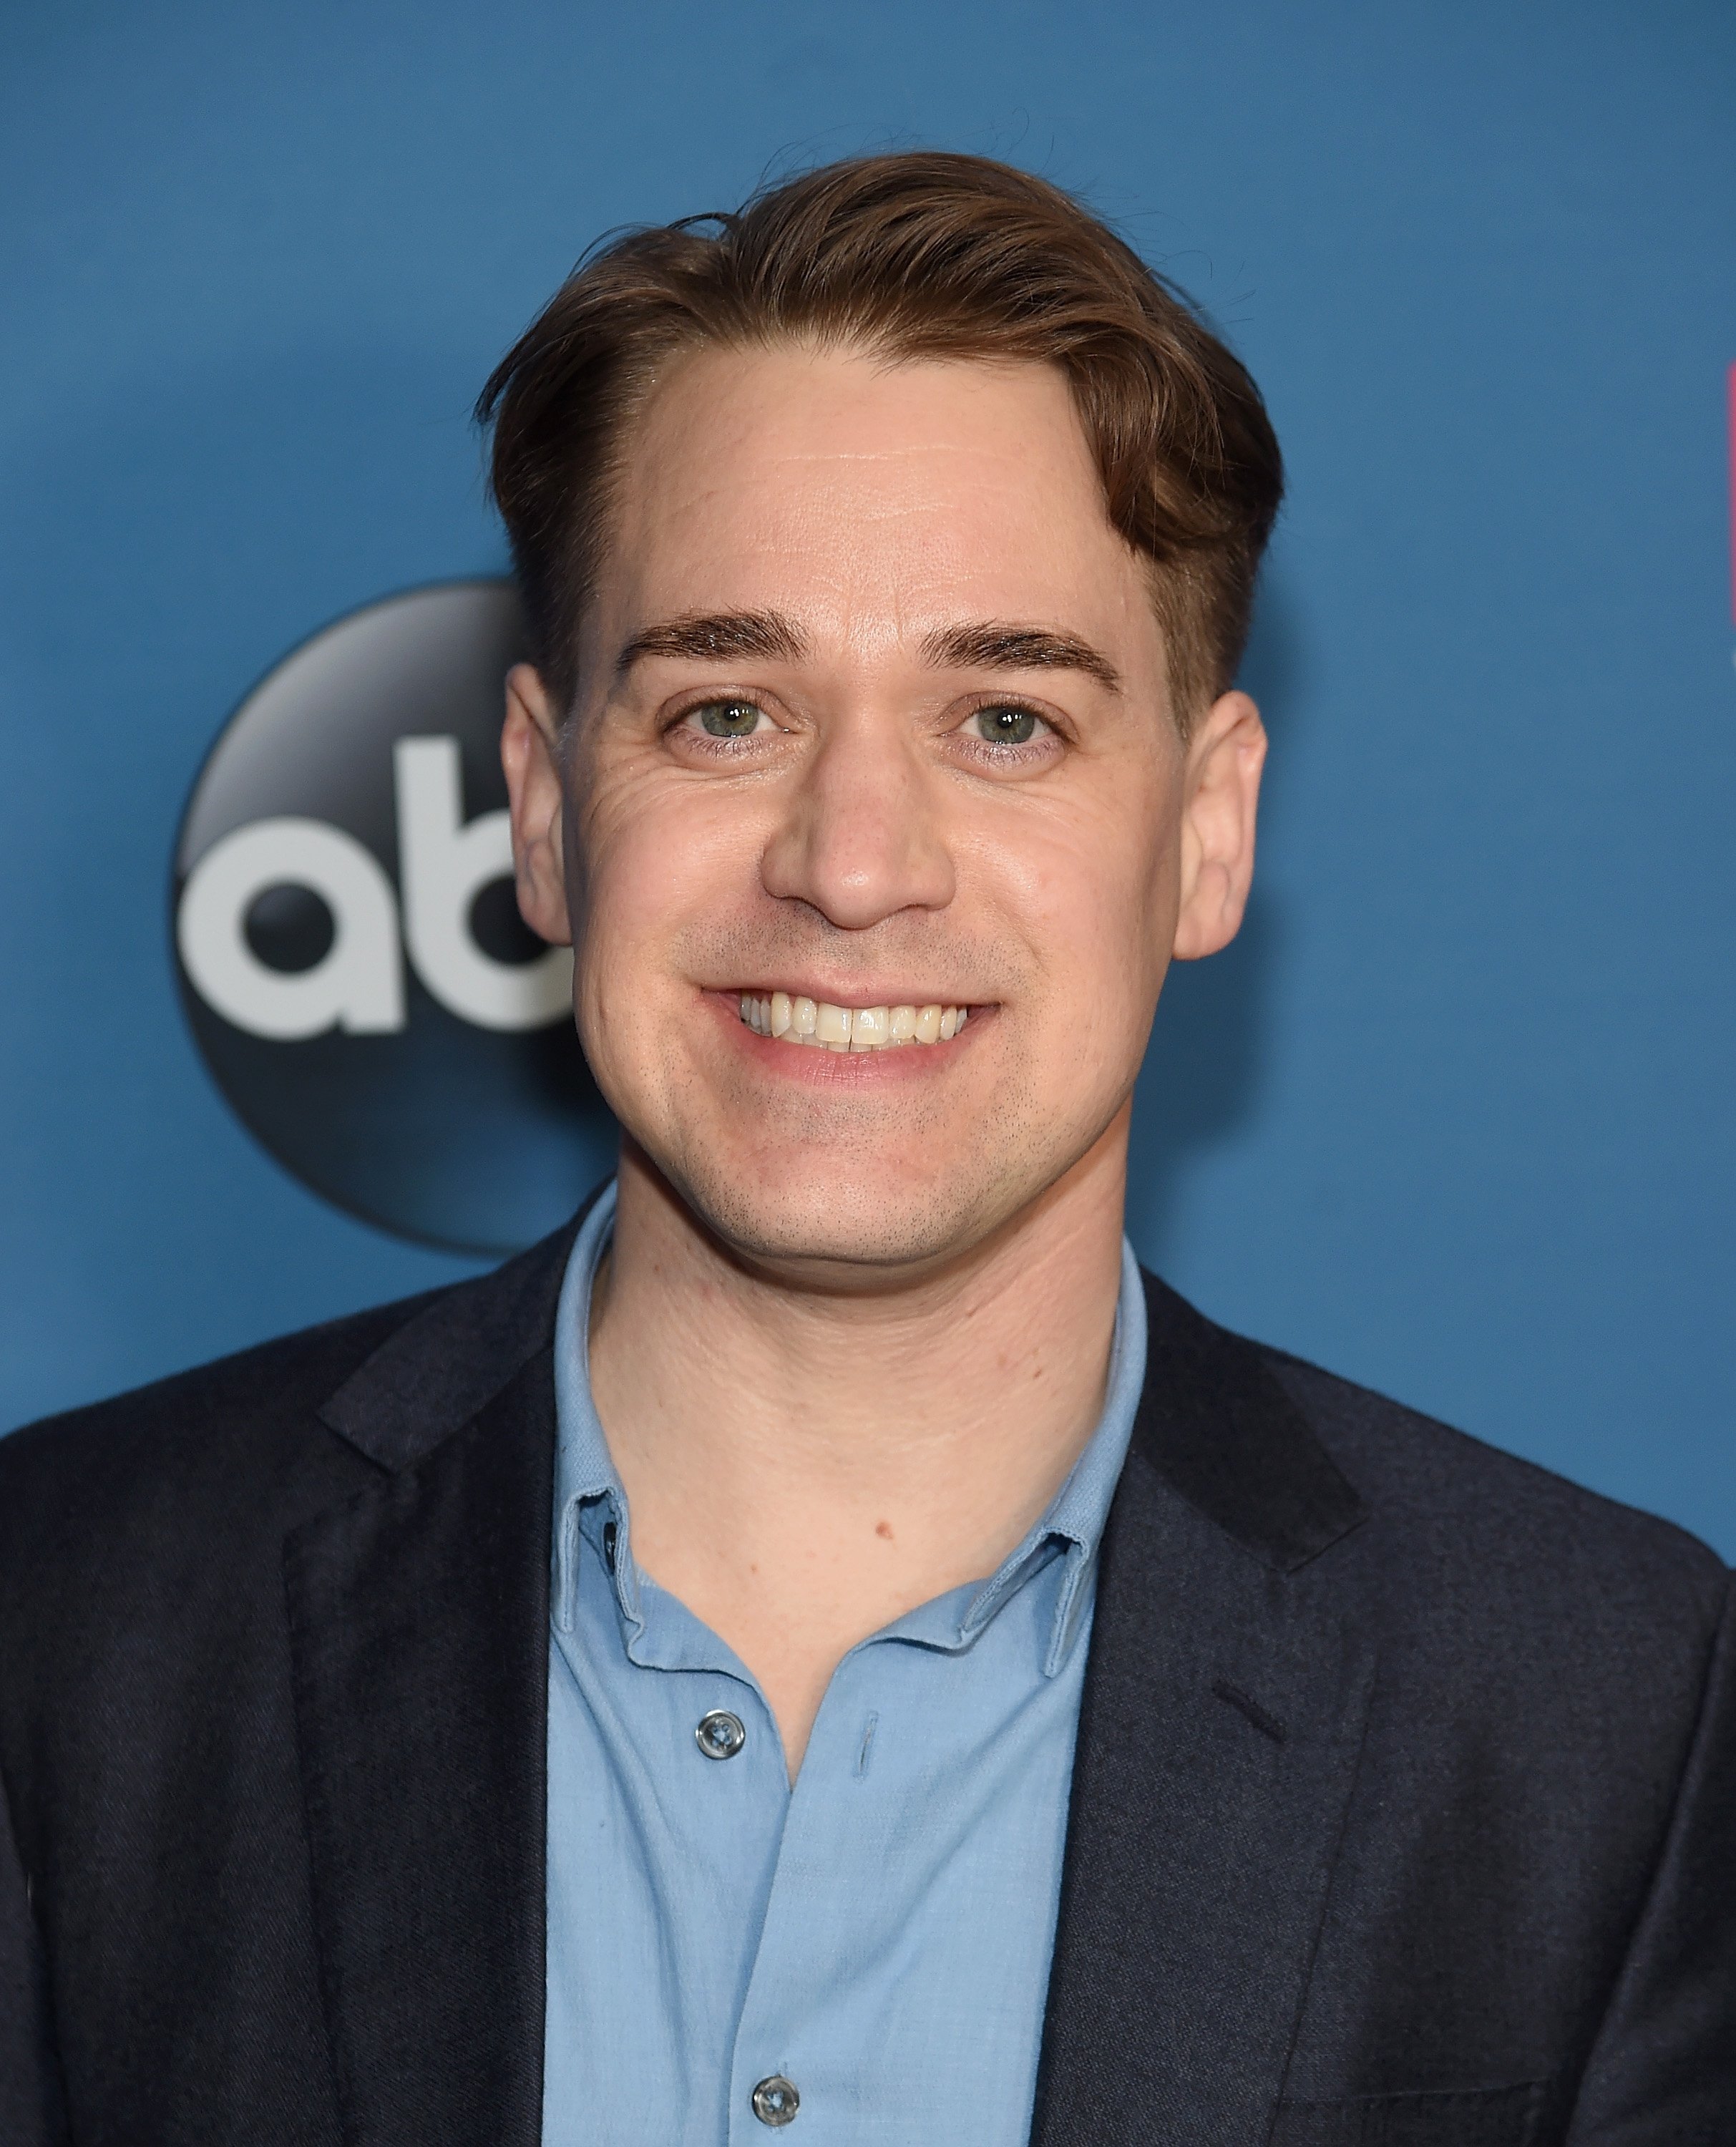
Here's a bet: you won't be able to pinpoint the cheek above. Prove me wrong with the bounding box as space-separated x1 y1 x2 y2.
975 784 1177 1005
569 776 767 1011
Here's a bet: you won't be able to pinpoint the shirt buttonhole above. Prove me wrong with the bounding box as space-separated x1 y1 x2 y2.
854 1711 879 1779
603 1519 618 1574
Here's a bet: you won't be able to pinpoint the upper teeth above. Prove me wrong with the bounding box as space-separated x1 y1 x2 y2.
738 992 970 1051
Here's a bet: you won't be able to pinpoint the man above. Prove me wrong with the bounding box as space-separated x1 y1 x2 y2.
1 154 1730 2147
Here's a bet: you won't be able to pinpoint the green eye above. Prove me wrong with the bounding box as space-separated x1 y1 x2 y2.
972 706 1040 745
695 701 764 738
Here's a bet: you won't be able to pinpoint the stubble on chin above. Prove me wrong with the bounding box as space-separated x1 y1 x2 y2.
638 1038 1073 1282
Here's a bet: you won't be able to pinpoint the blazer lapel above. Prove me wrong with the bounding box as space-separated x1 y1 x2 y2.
283 1220 580 2147
1032 1274 1374 2147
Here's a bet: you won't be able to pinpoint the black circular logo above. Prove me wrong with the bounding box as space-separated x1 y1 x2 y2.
172 580 610 1253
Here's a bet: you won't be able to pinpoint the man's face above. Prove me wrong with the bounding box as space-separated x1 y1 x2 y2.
507 345 1262 1282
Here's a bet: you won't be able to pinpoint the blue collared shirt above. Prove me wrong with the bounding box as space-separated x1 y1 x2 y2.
542 1183 1146 2146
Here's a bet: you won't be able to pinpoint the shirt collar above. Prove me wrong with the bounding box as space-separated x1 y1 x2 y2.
551 1179 1146 1676
551 1179 634 1630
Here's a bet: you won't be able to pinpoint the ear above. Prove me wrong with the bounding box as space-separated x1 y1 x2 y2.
502 663 574 948
1171 688 1267 961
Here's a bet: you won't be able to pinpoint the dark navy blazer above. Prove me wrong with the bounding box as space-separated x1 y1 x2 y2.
1 1210 1731 2144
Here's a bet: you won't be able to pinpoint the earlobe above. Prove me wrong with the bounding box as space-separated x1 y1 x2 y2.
1170 689 1266 963
502 663 575 948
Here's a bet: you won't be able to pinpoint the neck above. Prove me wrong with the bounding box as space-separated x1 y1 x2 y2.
586 1114 1131 1774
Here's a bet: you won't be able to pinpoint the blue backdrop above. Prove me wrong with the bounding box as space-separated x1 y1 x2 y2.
3 1 1732 1554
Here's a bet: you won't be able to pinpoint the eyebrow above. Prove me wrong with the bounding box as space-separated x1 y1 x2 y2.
613 608 1121 694
920 621 1122 693
614 610 806 677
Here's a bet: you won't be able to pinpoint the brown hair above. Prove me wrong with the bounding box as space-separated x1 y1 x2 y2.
477 152 1282 730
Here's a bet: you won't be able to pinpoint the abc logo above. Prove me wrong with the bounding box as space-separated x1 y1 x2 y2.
172 581 610 1253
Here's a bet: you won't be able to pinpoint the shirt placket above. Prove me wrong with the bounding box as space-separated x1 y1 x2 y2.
724 1656 881 2141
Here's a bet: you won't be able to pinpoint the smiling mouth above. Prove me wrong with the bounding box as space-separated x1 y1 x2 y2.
738 990 972 1053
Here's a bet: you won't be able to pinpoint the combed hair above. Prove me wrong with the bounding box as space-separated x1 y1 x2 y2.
477 152 1284 729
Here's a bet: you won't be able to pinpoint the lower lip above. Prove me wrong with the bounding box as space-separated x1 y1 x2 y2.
703 991 990 1083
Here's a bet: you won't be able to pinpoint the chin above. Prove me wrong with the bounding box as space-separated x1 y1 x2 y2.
655 1104 1079 1284
671 1149 1013 1281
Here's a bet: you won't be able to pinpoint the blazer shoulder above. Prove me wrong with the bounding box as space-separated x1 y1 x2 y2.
1257 1337 1730 1625
0 1202 583 1615
0 1285 451 1599
4 1284 442 1464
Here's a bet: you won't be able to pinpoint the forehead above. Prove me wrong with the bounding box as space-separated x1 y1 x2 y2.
599 344 1154 658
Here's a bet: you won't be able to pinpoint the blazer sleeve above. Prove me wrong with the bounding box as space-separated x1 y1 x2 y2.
0 1756 69 2146
1565 1574 1736 2143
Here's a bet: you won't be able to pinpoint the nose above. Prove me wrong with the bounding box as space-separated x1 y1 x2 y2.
759 717 956 930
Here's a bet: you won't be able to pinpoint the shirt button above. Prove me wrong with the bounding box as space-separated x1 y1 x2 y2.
751 2075 800 2126
696 1709 746 1761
